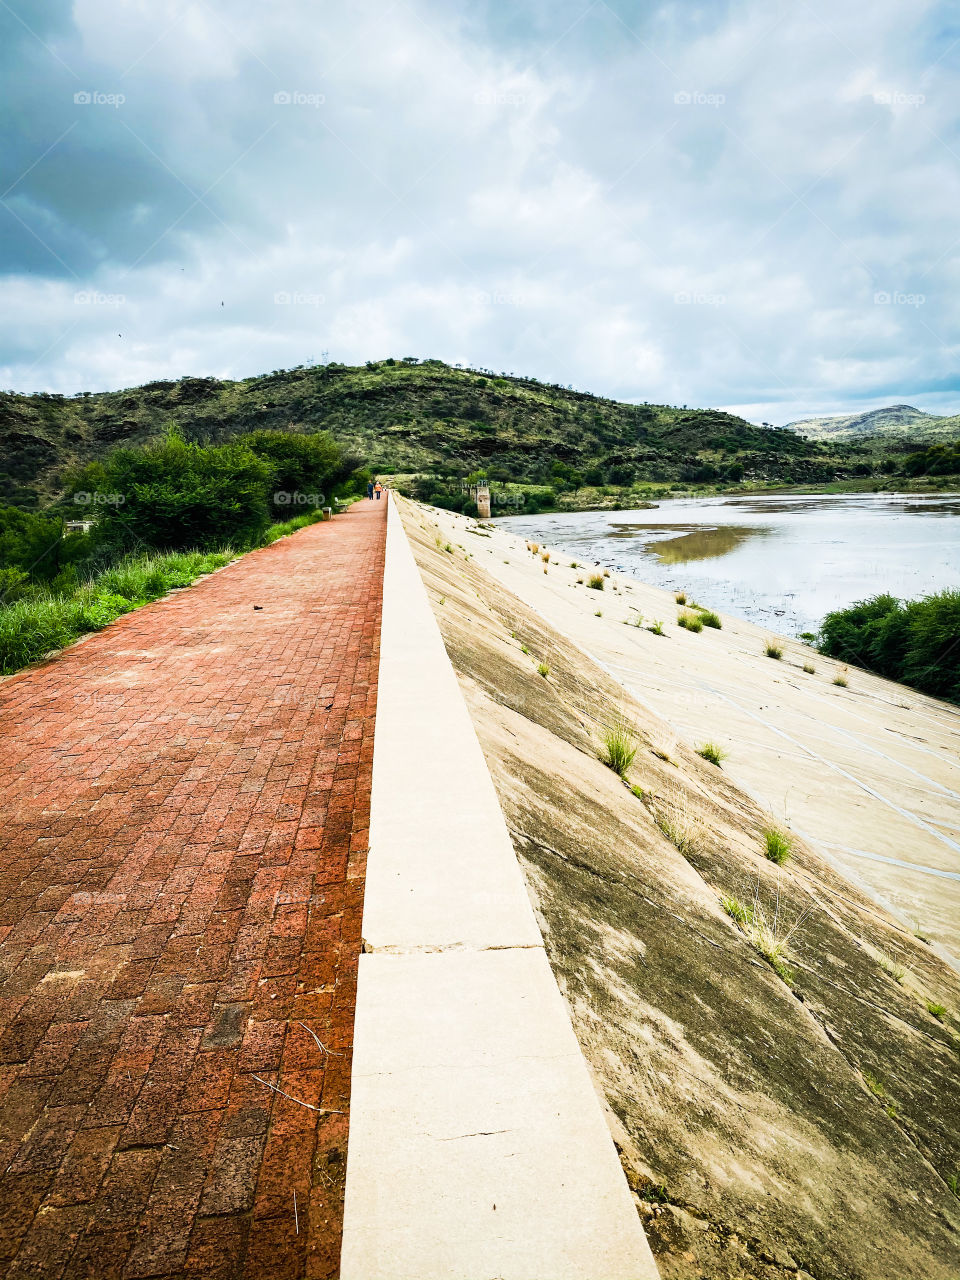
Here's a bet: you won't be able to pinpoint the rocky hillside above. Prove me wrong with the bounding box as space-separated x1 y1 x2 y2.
1 359 858 507
400 497 960 1280
787 402 960 441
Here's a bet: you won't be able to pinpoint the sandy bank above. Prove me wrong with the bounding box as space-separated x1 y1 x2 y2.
428 503 960 962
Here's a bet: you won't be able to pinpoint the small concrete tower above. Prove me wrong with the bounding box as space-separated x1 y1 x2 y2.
475 484 491 519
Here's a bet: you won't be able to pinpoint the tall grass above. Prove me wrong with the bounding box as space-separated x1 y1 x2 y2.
762 826 793 865
0 547 239 675
696 742 728 767
677 610 703 633
600 718 638 777
721 882 806 983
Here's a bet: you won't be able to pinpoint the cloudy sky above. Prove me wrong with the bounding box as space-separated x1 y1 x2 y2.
1 0 958 423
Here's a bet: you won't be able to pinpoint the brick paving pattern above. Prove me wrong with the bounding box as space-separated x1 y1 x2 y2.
0 499 386 1278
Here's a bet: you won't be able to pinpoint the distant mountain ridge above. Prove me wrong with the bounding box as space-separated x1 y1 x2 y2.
786 403 960 440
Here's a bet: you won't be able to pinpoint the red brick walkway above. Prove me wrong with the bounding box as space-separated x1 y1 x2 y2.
0 499 386 1279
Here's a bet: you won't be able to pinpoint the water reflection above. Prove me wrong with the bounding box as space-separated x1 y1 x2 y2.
637 524 762 564
498 492 960 637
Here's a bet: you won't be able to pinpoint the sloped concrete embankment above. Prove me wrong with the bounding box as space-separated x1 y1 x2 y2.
397 498 960 1280
339 498 659 1279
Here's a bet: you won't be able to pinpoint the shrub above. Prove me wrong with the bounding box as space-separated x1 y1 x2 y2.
537 662 550 678
819 589 960 702
648 619 665 635
677 611 703 632
765 641 783 659
802 662 815 674
600 719 638 777
833 669 848 687
926 1000 947 1021
698 609 722 629
68 430 274 553
763 826 793 865
588 573 605 590
697 742 727 767
675 592 687 605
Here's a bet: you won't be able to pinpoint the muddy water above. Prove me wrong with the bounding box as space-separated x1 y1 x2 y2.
498 492 960 636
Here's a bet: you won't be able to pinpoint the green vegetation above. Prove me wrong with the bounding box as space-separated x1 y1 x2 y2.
630 784 645 800
926 1000 947 1022
675 592 687 605
0 547 236 674
588 573 605 590
655 793 702 856
537 661 550 678
0 429 367 675
765 641 783 659
648 619 665 635
697 608 722 629
802 661 816 674
721 888 801 984
819 591 960 703
600 719 638 777
677 610 703 632
878 954 906 984
696 742 728 767
763 826 793 866
833 672 849 687
0 359 881 513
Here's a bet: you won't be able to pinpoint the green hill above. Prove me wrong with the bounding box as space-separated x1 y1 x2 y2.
1 358 861 507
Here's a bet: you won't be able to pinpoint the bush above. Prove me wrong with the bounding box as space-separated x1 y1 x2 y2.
696 742 727 767
588 573 605 590
697 609 722 629
765 641 783 659
68 430 274 553
242 429 344 519
818 590 960 701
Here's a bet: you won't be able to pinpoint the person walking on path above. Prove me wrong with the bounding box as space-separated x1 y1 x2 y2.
367 479 375 499
374 481 383 499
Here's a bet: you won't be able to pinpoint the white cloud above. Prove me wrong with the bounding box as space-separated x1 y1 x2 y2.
0 0 957 426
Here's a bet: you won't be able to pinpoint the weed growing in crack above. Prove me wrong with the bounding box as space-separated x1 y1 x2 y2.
600 718 638 778
762 826 793 866
721 882 806 984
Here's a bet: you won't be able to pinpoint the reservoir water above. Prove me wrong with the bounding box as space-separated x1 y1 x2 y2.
497 492 960 637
